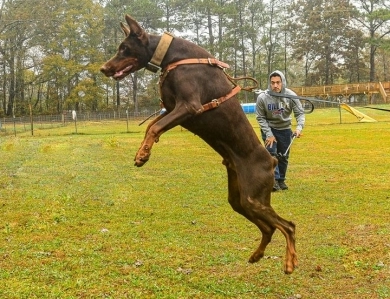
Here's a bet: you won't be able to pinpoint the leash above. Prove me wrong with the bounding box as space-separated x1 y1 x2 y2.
262 89 340 105
364 106 390 112
224 72 258 92
255 89 341 114
138 109 163 126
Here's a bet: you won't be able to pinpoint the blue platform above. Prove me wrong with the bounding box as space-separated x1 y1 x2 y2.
160 103 257 114
241 103 256 114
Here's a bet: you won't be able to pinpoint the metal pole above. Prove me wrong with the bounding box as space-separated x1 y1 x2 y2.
29 104 34 136
126 108 129 133
13 116 16 137
338 99 342 124
72 110 77 134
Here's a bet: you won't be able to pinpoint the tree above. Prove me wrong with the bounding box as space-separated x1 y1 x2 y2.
351 0 390 81
0 0 106 116
2 0 390 117
245 0 267 80
289 0 357 85
40 0 106 113
341 28 369 83
0 0 39 115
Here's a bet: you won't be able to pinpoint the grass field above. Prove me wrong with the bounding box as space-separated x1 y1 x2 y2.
1 106 389 298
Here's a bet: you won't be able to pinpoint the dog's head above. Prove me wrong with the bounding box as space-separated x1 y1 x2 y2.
100 15 151 80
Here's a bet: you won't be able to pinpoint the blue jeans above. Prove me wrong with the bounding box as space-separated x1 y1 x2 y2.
261 128 293 181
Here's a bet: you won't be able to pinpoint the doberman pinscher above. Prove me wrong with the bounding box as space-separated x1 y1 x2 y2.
100 15 297 274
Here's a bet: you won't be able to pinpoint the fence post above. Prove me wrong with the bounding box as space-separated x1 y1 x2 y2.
338 99 342 124
72 110 77 134
13 115 16 136
29 104 34 136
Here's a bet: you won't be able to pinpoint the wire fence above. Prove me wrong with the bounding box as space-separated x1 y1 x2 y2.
1 100 388 137
0 109 162 136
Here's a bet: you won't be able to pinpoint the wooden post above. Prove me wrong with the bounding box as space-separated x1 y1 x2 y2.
338 99 342 124
29 104 34 136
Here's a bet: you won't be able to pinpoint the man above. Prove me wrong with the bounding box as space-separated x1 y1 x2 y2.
256 70 305 191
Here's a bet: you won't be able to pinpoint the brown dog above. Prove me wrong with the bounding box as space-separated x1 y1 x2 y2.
100 15 297 274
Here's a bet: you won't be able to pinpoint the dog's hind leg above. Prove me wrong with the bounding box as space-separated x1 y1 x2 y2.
243 197 298 274
250 213 296 274
225 164 276 264
224 155 296 273
273 217 297 274
247 218 276 263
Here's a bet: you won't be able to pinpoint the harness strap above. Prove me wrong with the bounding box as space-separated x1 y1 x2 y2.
202 85 241 112
157 57 240 112
164 58 230 72
159 58 230 87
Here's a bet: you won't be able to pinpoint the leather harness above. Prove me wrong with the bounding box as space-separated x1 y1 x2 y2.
145 33 241 112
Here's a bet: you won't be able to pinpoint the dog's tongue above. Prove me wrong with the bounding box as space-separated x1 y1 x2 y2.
114 70 124 78
113 65 133 79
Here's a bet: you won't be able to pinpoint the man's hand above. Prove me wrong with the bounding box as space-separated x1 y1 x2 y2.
294 130 302 138
265 136 277 147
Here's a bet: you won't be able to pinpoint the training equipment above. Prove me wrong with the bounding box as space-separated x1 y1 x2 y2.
340 104 377 122
275 134 297 162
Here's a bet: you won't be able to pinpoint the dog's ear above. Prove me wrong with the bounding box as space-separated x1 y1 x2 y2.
124 14 148 44
120 22 130 37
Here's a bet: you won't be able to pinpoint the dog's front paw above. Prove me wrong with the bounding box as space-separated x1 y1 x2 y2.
134 146 150 167
134 156 149 167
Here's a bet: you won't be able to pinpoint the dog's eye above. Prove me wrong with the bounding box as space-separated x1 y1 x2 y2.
119 44 130 55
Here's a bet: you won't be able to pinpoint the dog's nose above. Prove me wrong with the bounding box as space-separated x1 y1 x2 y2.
100 65 107 73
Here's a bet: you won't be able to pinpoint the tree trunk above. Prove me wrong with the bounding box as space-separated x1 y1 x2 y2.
7 42 15 116
133 73 138 114
370 43 376 82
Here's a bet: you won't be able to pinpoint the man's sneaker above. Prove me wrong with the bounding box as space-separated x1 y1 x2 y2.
278 180 288 190
272 181 281 192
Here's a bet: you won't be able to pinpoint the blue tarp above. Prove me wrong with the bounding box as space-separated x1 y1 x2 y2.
241 103 256 114
160 103 257 114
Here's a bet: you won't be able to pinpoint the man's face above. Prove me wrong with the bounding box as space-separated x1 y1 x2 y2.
270 75 282 93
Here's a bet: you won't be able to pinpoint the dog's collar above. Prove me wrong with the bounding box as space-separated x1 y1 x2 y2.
146 32 174 73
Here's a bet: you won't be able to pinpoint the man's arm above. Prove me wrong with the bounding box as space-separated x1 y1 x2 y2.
256 94 278 147
284 89 305 137
256 94 273 138
292 100 305 137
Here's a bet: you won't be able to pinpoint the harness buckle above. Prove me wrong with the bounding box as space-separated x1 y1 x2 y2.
146 62 161 73
208 57 223 69
211 99 220 107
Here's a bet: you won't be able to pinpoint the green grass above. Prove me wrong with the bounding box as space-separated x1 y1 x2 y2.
1 106 390 298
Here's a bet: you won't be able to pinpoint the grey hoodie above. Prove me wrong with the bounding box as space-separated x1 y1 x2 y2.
256 70 305 138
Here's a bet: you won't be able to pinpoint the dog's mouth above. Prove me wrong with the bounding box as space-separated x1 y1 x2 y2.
113 65 133 80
